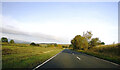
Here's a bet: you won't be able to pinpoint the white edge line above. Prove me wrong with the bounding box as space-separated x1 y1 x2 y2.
82 53 120 66
33 50 63 70
95 57 120 67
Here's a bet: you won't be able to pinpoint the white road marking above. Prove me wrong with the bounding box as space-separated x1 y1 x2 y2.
95 57 120 66
72 53 74 55
82 53 120 66
76 56 81 60
33 50 63 70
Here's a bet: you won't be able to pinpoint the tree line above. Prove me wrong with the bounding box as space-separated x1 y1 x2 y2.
0 37 40 46
1 37 15 44
0 37 60 47
70 31 105 50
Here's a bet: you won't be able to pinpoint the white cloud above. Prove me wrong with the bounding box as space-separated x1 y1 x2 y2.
1 15 118 44
1 16 68 43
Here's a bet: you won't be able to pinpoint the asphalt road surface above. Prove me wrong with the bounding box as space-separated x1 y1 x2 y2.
34 49 120 70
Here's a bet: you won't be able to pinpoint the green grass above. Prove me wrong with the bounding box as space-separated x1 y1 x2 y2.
2 45 63 68
75 43 120 64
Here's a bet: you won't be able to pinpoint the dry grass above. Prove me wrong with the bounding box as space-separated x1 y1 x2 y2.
77 43 120 64
2 44 63 68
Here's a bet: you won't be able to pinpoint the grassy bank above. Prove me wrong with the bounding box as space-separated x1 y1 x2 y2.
2 45 63 68
76 43 120 64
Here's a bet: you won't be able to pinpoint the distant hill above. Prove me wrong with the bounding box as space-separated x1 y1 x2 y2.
7 38 30 44
39 43 57 44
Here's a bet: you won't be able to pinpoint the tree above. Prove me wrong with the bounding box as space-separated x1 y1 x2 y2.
82 37 88 51
62 45 68 48
62 46 65 48
101 42 105 45
30 42 36 46
83 31 93 41
9 39 15 44
71 31 93 50
71 35 86 50
69 44 73 48
89 38 101 48
30 42 40 46
36 44 39 46
71 35 81 49
83 31 93 50
1 37 8 43
54 43 58 47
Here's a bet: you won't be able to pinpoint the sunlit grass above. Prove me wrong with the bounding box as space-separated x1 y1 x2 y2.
77 43 120 64
2 45 63 68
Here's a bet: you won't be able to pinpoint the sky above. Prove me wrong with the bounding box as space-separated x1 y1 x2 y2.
1 2 118 44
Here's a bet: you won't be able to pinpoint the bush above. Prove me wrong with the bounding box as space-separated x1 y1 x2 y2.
36 44 39 46
30 42 40 46
30 42 36 46
9 39 15 44
1 37 8 43
62 46 68 48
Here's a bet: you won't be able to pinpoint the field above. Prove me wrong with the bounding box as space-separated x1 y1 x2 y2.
76 43 120 64
2 44 63 68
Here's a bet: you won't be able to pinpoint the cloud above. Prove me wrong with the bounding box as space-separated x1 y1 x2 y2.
1 16 68 43
1 13 118 44
1 27 68 43
2 27 30 36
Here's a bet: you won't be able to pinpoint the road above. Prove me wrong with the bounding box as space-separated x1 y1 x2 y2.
34 49 120 70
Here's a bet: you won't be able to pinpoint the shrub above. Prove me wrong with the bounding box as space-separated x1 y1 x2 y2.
30 42 36 46
30 42 40 46
1 37 8 43
9 39 15 44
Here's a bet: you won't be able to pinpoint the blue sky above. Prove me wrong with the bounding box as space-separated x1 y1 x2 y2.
1 2 118 44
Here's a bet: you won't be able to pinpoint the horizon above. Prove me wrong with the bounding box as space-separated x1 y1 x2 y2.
1 2 118 44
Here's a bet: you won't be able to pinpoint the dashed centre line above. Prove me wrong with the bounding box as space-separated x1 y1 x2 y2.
76 56 81 60
72 53 81 60
72 53 74 55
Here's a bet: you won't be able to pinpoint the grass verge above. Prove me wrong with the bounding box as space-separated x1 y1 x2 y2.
2 45 63 68
74 44 120 65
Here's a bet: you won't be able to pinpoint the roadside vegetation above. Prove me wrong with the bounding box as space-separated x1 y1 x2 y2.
70 31 120 64
77 43 120 64
1 37 64 68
